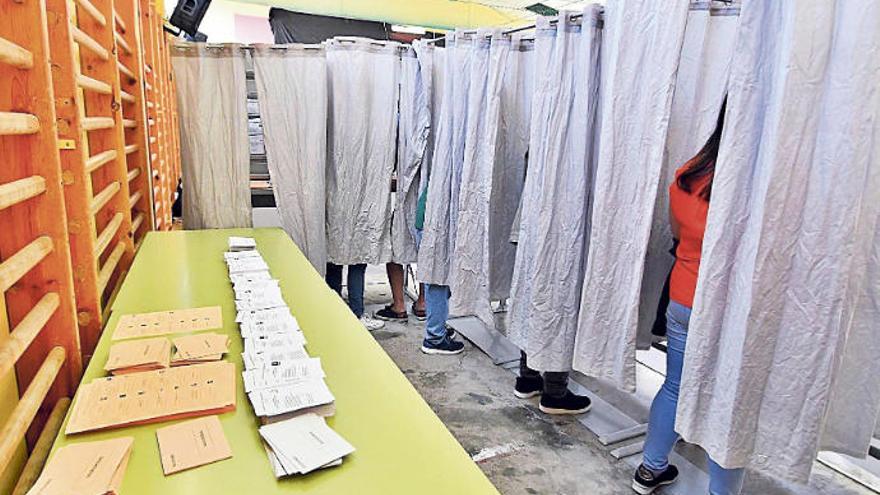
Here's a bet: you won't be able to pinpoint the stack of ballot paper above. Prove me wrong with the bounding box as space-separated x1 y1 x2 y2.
105 337 171 375
260 414 355 477
27 437 133 495
224 238 353 475
228 236 257 251
171 332 230 366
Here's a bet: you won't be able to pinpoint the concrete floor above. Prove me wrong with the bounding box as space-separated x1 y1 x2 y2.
354 265 874 495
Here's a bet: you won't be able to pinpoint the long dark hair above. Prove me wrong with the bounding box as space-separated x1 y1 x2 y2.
677 97 727 201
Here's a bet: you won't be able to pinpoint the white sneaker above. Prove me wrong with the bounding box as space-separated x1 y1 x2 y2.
360 315 385 331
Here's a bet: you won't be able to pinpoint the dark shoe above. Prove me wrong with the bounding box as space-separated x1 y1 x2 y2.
420 338 465 355
411 304 427 321
539 391 592 415
514 376 544 399
444 324 456 340
632 464 678 494
375 305 408 321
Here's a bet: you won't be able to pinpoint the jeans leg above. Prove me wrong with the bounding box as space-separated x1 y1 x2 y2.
347 264 367 318
708 458 745 495
543 372 569 398
519 351 541 379
424 283 450 345
326 263 343 295
642 301 691 472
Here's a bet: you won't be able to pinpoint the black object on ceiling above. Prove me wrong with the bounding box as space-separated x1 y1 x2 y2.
169 0 213 37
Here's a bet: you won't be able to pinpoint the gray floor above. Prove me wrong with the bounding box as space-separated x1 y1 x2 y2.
355 264 873 495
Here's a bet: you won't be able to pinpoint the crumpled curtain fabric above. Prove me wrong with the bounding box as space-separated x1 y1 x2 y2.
325 38 400 265
390 46 431 264
676 0 880 481
572 0 691 390
418 31 472 286
172 43 252 230
448 31 510 325
251 45 328 276
637 3 739 345
488 37 535 301
507 8 602 373
416 42 443 201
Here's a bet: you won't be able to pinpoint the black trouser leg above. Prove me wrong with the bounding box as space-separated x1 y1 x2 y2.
519 351 541 379
543 372 569 398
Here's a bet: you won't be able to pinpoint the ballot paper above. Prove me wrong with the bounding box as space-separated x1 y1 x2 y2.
234 283 284 303
229 271 273 286
104 337 171 375
156 416 233 475
228 236 257 251
248 379 334 417
231 277 279 292
113 306 223 340
66 361 237 434
242 347 310 370
27 437 133 495
239 320 302 341
242 358 325 393
236 307 298 327
259 414 354 475
264 444 343 478
224 250 262 261
244 333 307 355
226 258 270 275
172 333 230 359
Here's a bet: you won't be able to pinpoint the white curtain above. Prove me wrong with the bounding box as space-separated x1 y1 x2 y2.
507 8 602 372
572 0 691 390
390 46 431 264
636 4 738 345
325 38 400 265
448 31 510 325
676 0 880 480
488 36 535 302
418 31 472 286
251 45 327 275
172 43 251 230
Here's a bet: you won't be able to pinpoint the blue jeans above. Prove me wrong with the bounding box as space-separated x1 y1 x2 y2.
642 300 745 495
326 263 366 318
414 229 452 345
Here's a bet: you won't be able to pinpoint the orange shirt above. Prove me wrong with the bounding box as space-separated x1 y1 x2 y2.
669 163 710 308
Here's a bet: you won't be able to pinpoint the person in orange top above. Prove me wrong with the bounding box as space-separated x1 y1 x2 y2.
631 99 745 495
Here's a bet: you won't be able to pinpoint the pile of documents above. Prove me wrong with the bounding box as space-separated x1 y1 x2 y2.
171 332 230 366
105 337 171 375
156 416 233 475
224 236 354 476
27 437 133 495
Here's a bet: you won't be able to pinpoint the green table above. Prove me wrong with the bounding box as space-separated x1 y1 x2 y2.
51 228 499 494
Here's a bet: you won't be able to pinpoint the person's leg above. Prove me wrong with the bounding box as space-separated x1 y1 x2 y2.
375 263 408 320
421 283 463 354
515 351 543 398
538 370 591 415
633 301 690 493
707 459 745 495
346 264 367 318
326 263 343 295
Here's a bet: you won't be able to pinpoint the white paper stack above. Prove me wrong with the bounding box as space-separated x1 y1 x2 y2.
228 236 257 251
260 414 355 477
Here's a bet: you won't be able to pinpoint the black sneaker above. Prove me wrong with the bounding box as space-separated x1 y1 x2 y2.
375 305 408 321
632 464 679 494
444 325 456 340
420 338 465 355
539 391 592 415
514 376 544 399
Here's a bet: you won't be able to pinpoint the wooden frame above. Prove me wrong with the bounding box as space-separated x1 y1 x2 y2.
0 0 83 483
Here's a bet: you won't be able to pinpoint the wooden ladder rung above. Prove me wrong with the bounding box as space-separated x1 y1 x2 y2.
146 101 154 109
0 347 65 472
131 212 144 233
114 31 132 55
97 241 125 294
150 153 158 162
128 190 142 209
117 61 135 80
147 118 155 126
144 82 152 91
144 64 152 74
0 293 60 378
89 181 120 215
74 0 106 26
10 398 71 495
85 149 117 173
93 212 123 257
70 26 108 61
0 176 46 211
81 116 114 131
0 236 53 292
127 168 140 182
76 73 112 95
120 90 135 103
0 36 34 70
148 136 156 144
122 119 136 129
114 10 127 33
124 144 138 154
0 112 40 135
